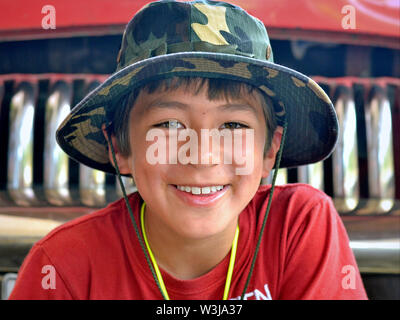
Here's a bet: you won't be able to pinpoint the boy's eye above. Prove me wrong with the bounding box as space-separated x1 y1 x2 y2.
155 120 184 129
221 122 249 129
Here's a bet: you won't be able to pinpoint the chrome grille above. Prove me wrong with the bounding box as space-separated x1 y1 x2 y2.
263 77 399 216
0 74 137 209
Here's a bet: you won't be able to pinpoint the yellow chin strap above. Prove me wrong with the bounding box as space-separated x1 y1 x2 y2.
140 202 240 300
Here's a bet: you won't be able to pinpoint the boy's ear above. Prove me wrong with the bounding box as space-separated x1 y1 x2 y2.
262 126 283 178
101 124 131 175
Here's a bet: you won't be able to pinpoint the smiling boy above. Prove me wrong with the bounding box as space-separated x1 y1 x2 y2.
107 77 281 283
10 0 367 300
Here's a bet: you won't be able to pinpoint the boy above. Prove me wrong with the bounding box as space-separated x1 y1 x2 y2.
10 0 367 299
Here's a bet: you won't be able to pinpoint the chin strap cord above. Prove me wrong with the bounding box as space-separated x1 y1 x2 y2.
240 119 288 300
107 129 168 300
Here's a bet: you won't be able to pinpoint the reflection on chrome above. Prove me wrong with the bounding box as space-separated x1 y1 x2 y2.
7 82 38 206
332 86 359 213
350 239 400 250
364 86 395 213
350 239 400 274
80 166 106 207
44 81 73 206
297 162 324 191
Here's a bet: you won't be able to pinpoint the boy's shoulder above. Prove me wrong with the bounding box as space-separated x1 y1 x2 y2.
251 183 339 239
251 183 336 223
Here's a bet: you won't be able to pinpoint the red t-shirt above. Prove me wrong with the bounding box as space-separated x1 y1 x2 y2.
9 184 367 300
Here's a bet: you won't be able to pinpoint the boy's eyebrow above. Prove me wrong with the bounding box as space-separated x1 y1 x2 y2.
145 100 188 112
145 100 259 116
218 103 259 116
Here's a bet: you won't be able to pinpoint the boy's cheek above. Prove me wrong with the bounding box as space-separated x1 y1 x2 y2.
230 129 256 176
225 128 265 177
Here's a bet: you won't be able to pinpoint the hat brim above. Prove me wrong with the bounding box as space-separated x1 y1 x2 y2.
56 52 339 174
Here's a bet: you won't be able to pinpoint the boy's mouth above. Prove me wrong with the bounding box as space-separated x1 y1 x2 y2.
173 185 227 196
171 184 230 207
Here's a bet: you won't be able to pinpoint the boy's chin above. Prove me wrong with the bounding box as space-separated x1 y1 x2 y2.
167 208 238 240
174 222 234 241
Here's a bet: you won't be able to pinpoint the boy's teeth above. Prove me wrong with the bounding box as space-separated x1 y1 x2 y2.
202 187 210 194
176 185 225 195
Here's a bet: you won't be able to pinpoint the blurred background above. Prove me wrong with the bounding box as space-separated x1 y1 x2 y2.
0 0 399 299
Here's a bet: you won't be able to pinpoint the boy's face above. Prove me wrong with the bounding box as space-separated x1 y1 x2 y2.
111 83 282 240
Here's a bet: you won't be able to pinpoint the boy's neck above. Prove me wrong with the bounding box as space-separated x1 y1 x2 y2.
144 213 238 280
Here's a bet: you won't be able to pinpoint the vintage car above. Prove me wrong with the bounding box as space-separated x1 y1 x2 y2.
0 0 399 299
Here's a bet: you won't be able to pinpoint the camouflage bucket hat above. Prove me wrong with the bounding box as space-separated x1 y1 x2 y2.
56 0 339 174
